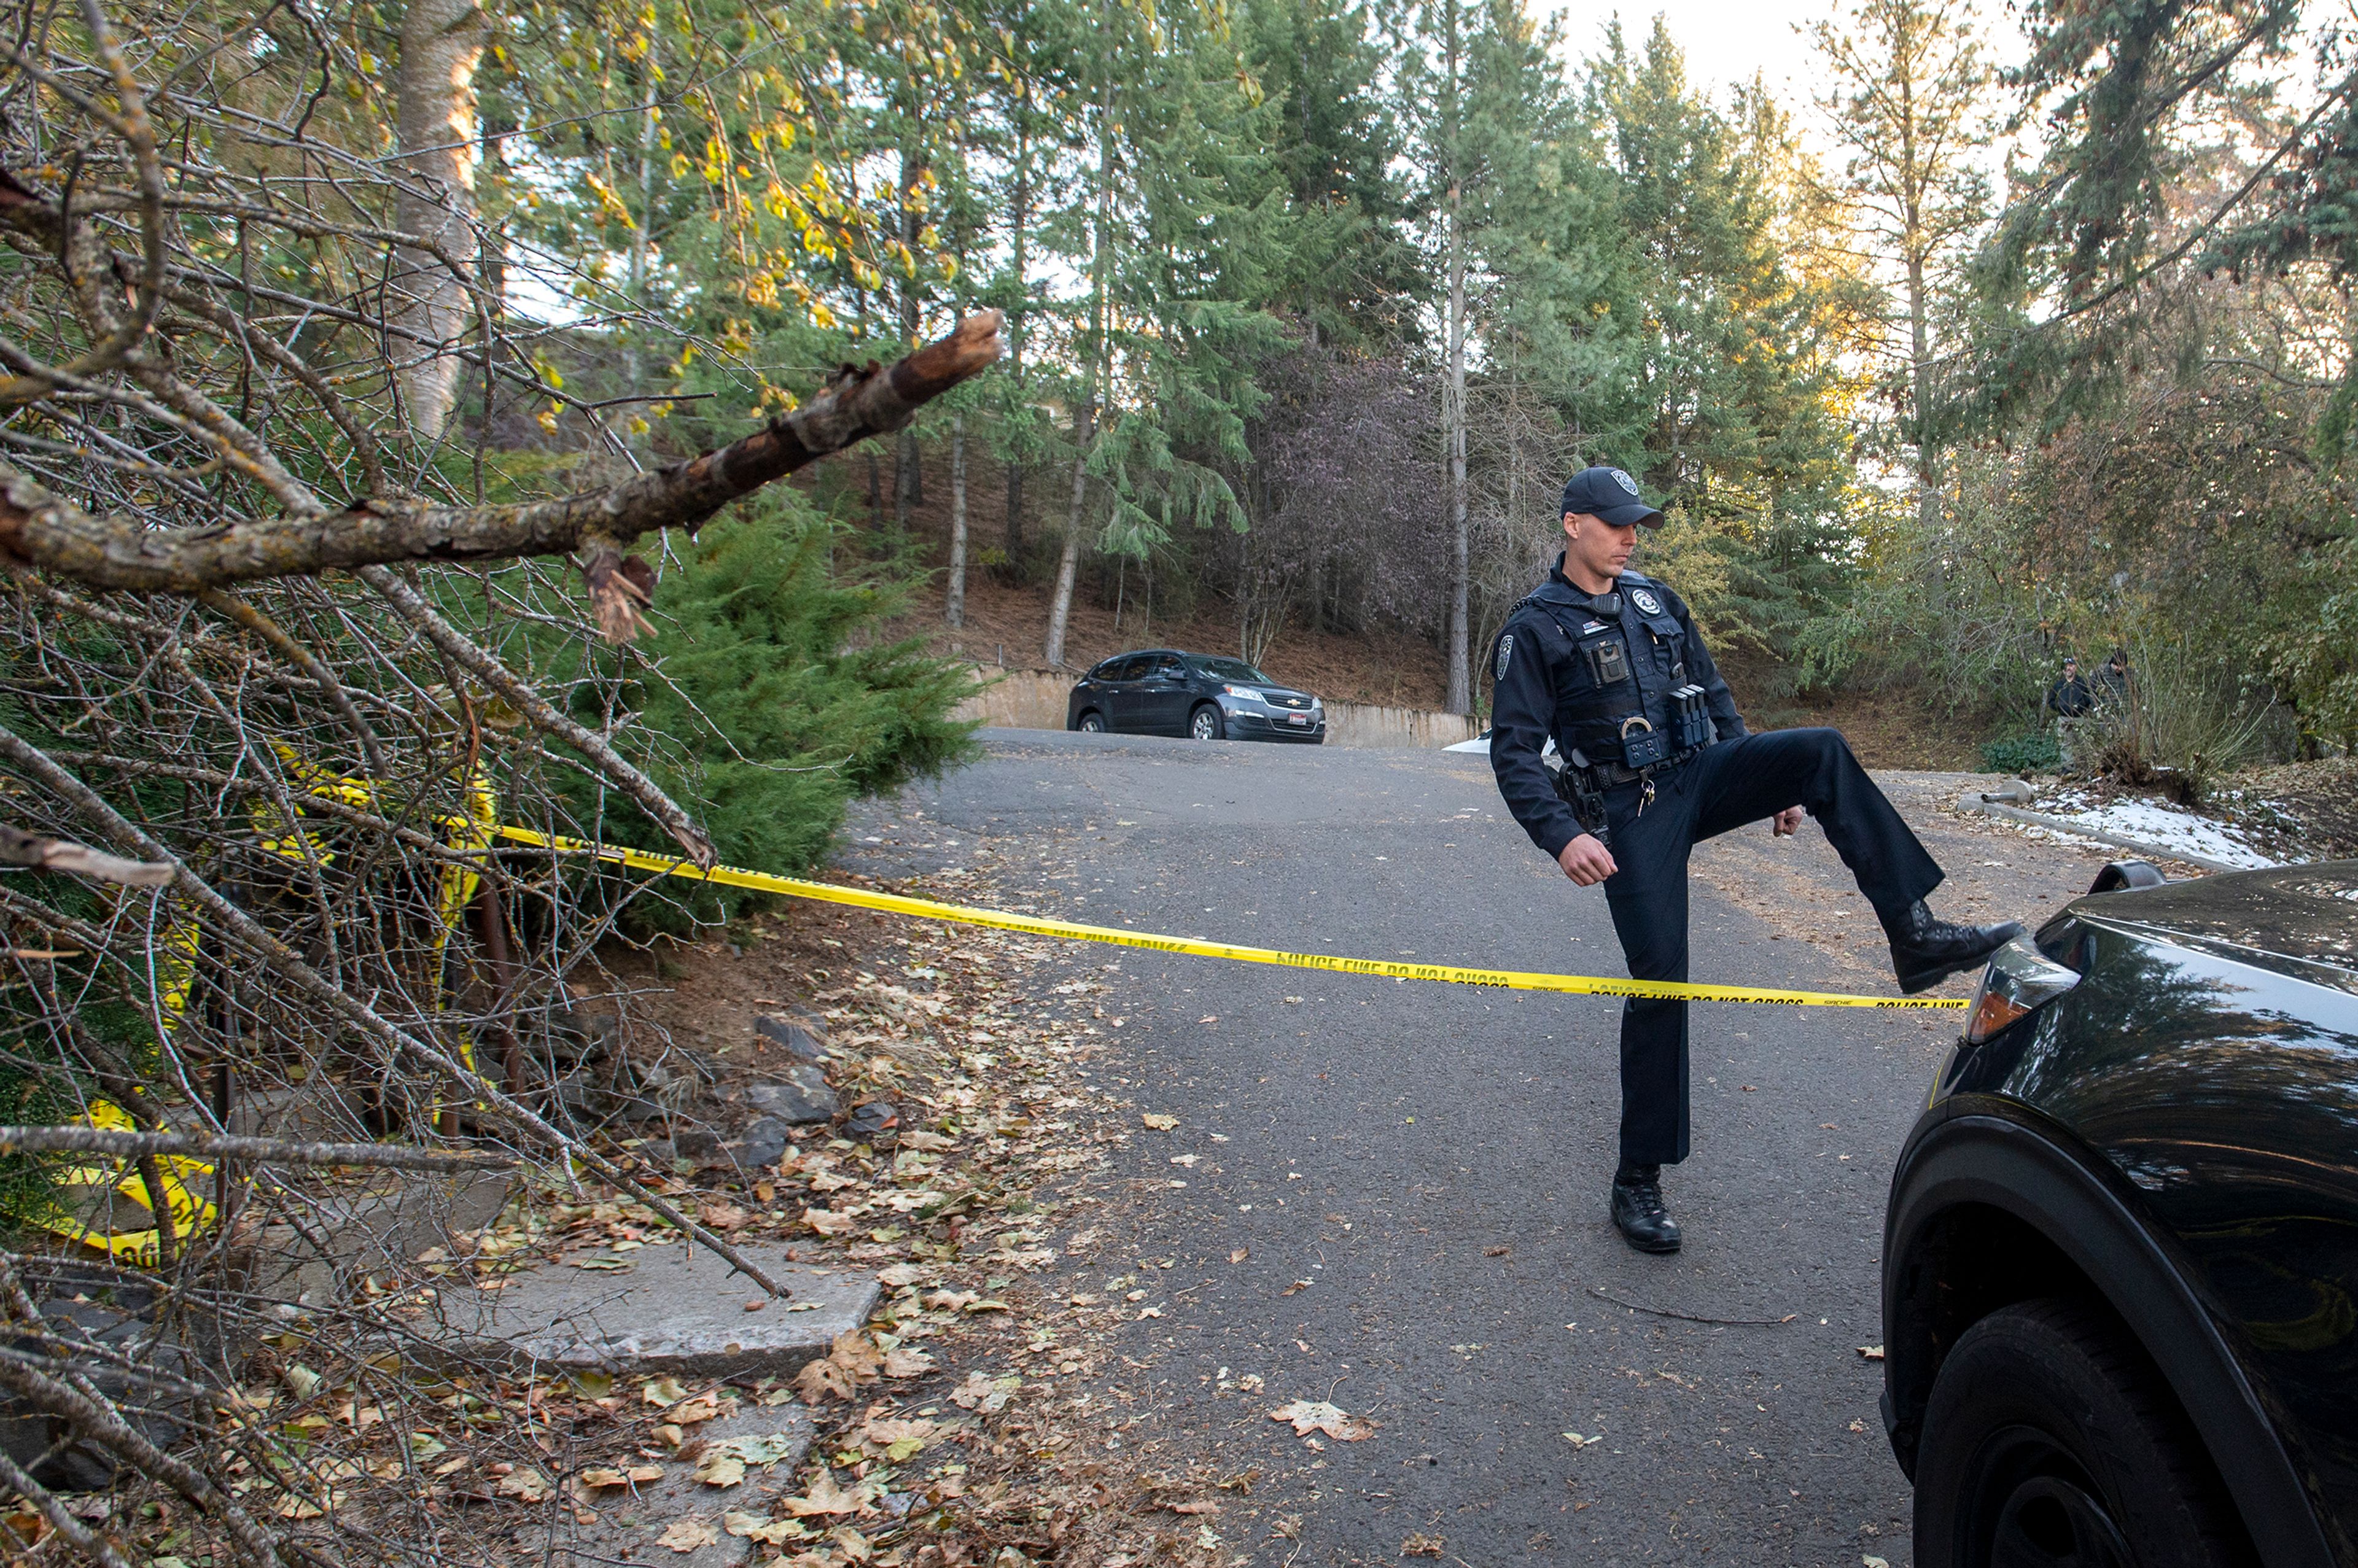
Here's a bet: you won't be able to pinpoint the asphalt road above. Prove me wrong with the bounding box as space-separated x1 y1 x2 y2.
844 729 2130 1567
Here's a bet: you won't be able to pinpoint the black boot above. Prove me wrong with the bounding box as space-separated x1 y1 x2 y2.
1610 1162 1681 1255
1882 899 2026 995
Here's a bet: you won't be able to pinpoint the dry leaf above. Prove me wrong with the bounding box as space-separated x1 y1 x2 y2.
1169 1500 1219 1516
723 1510 801 1544
898 1130 954 1151
698 1201 749 1232
666 1395 723 1426
782 1469 865 1518
876 1263 928 1288
1229 1248 1248 1263
949 1371 1014 1414
1402 1534 1444 1557
795 1358 857 1404
656 1517 718 1553
1856 1345 1886 1360
803 1207 854 1236
577 1468 631 1489
881 1346 936 1378
495 1467 551 1503
642 1376 689 1407
1269 1399 1376 1442
1140 1113 1177 1130
693 1452 746 1488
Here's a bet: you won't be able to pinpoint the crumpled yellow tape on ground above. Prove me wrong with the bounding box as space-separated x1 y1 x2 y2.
495 825 1970 1012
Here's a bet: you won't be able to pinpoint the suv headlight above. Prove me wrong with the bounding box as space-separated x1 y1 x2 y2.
1963 937 2080 1044
1221 685 1264 702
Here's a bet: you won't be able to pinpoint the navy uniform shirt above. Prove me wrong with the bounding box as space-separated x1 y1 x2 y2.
1488 556 1747 858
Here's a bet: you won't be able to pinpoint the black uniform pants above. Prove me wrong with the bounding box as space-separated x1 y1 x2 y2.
1597 728 1943 1166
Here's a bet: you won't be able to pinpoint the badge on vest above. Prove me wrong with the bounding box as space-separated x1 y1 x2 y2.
1630 588 1662 615
1495 633 1514 679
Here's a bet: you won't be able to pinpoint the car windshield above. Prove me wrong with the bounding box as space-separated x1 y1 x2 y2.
1191 656 1270 683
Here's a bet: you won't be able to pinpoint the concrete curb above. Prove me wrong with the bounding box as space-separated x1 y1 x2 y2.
1954 797 2255 874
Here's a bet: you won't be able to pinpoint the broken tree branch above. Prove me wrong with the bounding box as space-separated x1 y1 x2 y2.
0 822 173 885
0 312 1003 610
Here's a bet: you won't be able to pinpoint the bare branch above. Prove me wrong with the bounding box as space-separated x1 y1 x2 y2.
0 1124 519 1170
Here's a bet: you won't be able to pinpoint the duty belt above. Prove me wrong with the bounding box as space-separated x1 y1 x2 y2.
1578 751 1693 790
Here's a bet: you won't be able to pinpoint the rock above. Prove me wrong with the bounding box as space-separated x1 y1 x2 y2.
670 1116 792 1173
737 1116 790 1170
430 1253 879 1378
844 1100 899 1144
0 1274 193 1490
754 1012 830 1063
742 1064 837 1125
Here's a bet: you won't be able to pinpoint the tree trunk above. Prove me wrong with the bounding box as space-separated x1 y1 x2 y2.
896 142 927 521
1045 395 1095 669
393 0 485 443
1045 60 1115 671
1005 117 1033 561
1442 0 1471 716
621 58 659 442
946 413 968 628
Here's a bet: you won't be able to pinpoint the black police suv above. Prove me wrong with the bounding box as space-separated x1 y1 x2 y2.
1064 650 1325 743
1884 857 2358 1567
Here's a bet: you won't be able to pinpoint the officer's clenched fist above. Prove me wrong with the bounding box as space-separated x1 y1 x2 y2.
1557 832 1617 886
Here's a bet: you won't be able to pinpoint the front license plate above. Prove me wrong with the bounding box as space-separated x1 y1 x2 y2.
1288 714 1309 726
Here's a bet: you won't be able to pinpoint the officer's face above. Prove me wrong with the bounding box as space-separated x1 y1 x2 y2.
1562 510 1636 586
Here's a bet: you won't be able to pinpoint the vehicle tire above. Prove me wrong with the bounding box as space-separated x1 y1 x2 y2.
1189 704 1224 742
1914 1298 2254 1568
1075 711 1105 733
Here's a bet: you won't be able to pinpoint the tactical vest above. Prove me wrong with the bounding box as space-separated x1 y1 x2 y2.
1504 569 1706 770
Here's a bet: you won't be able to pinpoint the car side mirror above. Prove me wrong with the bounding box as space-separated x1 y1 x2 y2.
2088 860 2166 895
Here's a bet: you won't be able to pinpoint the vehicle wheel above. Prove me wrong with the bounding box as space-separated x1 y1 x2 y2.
1915 1298 2253 1568
1076 711 1105 733
1189 704 1224 741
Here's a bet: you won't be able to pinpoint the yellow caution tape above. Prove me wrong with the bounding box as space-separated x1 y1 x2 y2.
493 825 1970 1012
24 1098 216 1266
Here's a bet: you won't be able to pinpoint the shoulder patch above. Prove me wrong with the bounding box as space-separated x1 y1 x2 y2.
1495 632 1515 680
1630 587 1663 616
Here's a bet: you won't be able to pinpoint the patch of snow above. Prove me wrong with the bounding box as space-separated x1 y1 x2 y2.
2039 792 2278 869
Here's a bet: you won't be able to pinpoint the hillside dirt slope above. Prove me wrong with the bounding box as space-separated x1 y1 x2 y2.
794 449 1974 767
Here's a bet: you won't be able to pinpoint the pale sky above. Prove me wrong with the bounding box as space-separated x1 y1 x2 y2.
1543 0 2031 128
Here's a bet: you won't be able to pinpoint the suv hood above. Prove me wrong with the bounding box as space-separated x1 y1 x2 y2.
2074 861 2358 981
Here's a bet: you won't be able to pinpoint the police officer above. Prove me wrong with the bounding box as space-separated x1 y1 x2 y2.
1489 467 2023 1255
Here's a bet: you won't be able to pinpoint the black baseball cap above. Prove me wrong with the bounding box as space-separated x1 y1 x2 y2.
1559 466 1664 528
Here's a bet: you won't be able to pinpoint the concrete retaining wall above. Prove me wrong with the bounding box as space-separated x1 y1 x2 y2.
952 666 1476 750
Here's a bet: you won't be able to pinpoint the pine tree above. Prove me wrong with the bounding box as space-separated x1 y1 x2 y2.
1808 0 1994 531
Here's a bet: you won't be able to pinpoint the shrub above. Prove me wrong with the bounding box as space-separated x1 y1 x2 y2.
1979 733 2063 775
556 497 978 929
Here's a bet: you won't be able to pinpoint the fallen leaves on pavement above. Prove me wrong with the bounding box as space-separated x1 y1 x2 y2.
1269 1399 1377 1441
